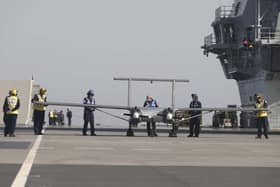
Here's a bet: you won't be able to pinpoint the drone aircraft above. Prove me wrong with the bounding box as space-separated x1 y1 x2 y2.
36 78 269 137
36 100 268 137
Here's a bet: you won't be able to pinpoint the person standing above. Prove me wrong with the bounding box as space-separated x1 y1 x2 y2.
48 110 54 126
188 94 202 137
143 96 158 137
59 110 65 126
3 89 20 137
83 90 96 136
32 88 47 135
66 108 72 126
255 94 269 139
53 110 58 126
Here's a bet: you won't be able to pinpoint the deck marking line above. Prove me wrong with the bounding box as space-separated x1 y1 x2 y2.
11 134 43 187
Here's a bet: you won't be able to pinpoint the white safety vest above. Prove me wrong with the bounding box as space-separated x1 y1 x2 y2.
7 96 19 115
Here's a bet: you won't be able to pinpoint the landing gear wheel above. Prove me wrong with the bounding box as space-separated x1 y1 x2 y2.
169 123 178 137
126 128 134 136
169 132 177 137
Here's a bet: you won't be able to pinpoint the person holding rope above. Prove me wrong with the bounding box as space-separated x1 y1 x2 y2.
188 94 202 138
254 94 269 139
143 96 159 137
82 90 96 136
32 88 47 135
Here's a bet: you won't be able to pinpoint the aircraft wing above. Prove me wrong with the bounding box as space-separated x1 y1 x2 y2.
35 101 131 111
35 101 173 121
36 102 269 112
176 107 269 112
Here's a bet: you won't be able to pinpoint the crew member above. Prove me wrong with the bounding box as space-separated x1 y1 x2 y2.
3 89 20 137
83 90 96 136
255 94 269 139
66 108 72 126
188 94 202 137
143 96 158 137
53 110 58 126
48 110 54 126
57 110 65 126
32 88 47 135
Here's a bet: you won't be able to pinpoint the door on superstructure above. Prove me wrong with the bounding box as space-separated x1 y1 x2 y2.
271 46 280 72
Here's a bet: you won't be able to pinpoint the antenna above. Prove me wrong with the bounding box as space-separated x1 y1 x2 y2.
113 77 190 109
256 0 262 41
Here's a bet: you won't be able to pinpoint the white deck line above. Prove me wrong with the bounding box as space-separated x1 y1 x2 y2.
11 134 43 187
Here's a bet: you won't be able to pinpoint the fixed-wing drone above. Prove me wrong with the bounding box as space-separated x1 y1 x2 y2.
37 101 268 137
36 78 269 137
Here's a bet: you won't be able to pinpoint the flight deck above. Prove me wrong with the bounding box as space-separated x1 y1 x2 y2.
0 128 280 187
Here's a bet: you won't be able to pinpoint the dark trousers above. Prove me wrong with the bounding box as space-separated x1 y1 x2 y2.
67 117 71 126
49 117 54 126
83 112 95 135
4 114 17 136
256 117 269 138
189 117 201 137
147 121 157 136
33 110 45 135
3 114 7 136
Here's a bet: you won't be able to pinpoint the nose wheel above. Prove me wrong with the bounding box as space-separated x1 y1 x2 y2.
169 122 178 137
127 122 135 136
126 128 134 136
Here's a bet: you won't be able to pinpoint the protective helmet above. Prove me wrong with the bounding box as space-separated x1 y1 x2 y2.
39 88 47 93
254 93 261 99
191 93 197 97
9 89 17 96
87 89 94 96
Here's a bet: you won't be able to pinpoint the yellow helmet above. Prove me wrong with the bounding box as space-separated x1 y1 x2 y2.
9 89 17 96
254 93 260 98
39 88 47 94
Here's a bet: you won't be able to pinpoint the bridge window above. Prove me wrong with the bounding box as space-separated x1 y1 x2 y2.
214 25 222 43
223 24 236 43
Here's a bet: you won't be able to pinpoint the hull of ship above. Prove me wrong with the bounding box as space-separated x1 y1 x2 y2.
237 74 280 128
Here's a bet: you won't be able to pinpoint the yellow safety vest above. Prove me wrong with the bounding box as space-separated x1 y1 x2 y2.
54 112 58 118
33 94 46 111
255 100 268 118
7 96 19 115
49 111 54 118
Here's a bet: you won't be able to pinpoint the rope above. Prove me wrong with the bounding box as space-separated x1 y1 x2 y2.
95 108 129 122
174 111 213 124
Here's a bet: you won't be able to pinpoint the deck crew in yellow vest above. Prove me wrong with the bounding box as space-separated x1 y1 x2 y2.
48 110 55 126
3 89 20 137
255 94 269 139
32 88 47 135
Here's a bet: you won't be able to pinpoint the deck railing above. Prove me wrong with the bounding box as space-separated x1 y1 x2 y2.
260 27 280 44
215 6 235 20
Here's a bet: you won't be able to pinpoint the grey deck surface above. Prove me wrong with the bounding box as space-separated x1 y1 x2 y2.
0 129 280 187
0 164 21 187
0 141 31 149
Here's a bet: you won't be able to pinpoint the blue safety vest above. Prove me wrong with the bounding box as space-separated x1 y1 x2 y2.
147 100 157 108
83 97 95 112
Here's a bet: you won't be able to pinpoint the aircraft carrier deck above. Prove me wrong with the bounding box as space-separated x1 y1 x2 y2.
0 128 280 187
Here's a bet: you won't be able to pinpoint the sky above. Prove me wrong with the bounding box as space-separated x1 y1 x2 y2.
0 0 240 126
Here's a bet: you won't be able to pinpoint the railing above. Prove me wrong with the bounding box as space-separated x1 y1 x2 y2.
260 27 280 44
215 6 235 20
204 34 216 47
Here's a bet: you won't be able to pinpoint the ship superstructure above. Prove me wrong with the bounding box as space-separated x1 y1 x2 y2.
203 0 280 127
